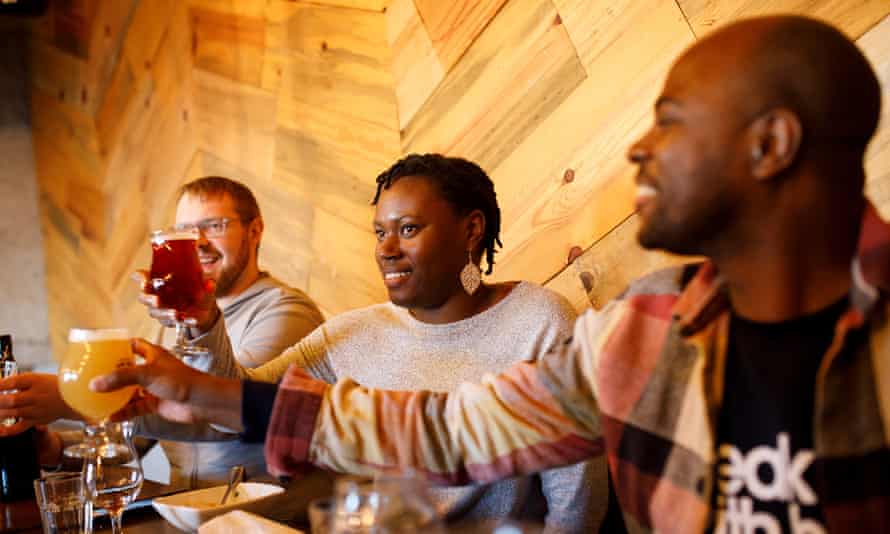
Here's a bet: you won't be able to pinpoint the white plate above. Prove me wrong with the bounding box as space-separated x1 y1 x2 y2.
152 482 285 533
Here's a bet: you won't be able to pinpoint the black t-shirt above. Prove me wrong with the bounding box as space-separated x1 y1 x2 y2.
711 297 848 534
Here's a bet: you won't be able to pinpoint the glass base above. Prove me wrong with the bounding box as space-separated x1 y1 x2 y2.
171 344 210 367
64 442 131 460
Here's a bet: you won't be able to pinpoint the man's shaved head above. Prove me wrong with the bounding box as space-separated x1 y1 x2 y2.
689 16 881 157
630 15 881 256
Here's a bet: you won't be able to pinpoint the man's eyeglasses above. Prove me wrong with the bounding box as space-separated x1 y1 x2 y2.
173 217 240 238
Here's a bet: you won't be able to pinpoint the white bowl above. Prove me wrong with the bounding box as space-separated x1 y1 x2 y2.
152 482 285 532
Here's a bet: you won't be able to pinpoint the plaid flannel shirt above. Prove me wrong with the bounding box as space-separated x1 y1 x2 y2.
264 202 890 533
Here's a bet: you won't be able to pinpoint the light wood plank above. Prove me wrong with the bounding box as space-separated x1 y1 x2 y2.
554 0 688 75
677 0 890 39
307 207 387 316
29 39 99 117
192 69 278 181
402 0 586 173
277 4 398 130
121 0 174 74
188 0 268 18
489 0 694 286
413 0 507 70
49 0 97 60
83 0 139 113
545 215 691 312
861 14 890 220
297 0 388 11
276 97 399 231
385 0 444 129
191 5 267 87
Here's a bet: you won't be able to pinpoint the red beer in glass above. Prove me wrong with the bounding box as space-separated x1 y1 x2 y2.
148 231 203 310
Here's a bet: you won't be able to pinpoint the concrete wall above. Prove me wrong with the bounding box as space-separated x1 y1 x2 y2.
0 25 50 367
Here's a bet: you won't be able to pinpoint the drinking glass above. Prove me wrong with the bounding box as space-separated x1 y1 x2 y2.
58 328 138 459
33 472 90 534
83 422 143 534
331 476 443 534
147 228 208 362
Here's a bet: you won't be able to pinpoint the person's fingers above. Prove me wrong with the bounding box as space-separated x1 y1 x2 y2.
137 293 161 308
89 367 146 392
0 374 31 392
0 419 33 437
108 395 158 422
0 393 35 409
156 400 198 424
148 308 176 323
130 270 149 291
131 338 162 362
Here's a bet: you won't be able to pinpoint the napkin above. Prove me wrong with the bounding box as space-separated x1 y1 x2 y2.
198 510 305 534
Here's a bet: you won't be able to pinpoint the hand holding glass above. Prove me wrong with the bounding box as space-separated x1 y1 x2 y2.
147 228 209 361
58 328 137 441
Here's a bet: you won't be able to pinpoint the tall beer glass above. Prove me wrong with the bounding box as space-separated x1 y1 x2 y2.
58 328 137 459
147 228 208 361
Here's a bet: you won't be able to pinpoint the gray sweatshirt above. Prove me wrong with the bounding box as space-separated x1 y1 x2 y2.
145 273 324 488
199 282 608 533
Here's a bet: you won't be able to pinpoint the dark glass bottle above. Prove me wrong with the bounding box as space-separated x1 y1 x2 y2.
0 335 41 502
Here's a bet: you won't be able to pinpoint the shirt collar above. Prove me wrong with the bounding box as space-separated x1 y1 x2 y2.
671 201 890 334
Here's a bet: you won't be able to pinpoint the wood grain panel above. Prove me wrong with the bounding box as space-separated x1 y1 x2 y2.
544 215 691 312
307 207 387 316
413 0 507 70
677 0 890 39
298 0 388 11
386 0 444 129
490 0 694 285
861 14 890 220
276 96 399 231
121 0 175 74
191 5 266 87
83 0 139 109
252 171 316 292
30 39 99 117
50 0 96 60
554 0 688 74
277 3 398 130
189 0 268 18
192 69 277 181
402 0 586 173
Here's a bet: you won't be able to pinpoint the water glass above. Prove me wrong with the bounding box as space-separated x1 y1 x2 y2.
33 473 90 534
331 476 442 534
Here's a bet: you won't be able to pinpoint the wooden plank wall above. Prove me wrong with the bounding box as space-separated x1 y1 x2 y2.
387 0 890 311
26 0 890 360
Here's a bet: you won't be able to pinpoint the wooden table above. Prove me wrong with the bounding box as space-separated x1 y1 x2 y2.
0 498 182 533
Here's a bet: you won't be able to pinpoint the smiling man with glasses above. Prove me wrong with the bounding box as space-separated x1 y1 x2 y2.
141 176 326 491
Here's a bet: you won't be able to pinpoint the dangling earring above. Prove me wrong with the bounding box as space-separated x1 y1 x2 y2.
460 250 482 295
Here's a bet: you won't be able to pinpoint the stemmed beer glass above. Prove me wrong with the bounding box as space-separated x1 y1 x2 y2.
147 227 208 362
58 328 144 533
83 422 143 534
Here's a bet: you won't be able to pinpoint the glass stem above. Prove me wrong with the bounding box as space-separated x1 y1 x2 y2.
174 321 188 350
109 510 124 534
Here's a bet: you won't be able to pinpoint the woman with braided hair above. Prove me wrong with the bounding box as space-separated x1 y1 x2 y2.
192 153 608 532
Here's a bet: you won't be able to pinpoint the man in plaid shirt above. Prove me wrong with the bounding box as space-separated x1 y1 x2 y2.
95 15 889 533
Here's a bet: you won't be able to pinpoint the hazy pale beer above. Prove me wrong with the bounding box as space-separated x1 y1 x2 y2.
59 329 137 421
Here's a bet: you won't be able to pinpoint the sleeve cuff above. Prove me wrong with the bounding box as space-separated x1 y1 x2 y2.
264 366 328 478
241 380 279 443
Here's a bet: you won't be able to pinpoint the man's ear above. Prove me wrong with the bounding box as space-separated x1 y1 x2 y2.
249 216 264 243
748 108 803 181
